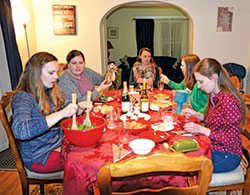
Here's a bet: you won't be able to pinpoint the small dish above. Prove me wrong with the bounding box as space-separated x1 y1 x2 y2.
129 138 155 155
151 123 174 131
139 130 169 143
97 95 114 102
172 131 197 137
154 93 169 99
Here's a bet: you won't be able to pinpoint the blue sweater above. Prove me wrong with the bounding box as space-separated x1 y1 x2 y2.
12 92 63 170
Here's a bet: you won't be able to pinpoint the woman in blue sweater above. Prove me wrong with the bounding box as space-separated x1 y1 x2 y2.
12 52 90 173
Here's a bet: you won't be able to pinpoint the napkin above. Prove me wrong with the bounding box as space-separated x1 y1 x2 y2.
112 143 131 162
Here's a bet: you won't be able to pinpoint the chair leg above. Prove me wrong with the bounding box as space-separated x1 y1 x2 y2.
22 184 29 195
40 184 45 195
226 190 230 195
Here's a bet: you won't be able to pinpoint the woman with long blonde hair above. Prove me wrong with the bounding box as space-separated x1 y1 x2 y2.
183 58 246 173
12 52 90 173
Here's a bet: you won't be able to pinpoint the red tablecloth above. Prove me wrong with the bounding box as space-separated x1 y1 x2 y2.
61 89 211 195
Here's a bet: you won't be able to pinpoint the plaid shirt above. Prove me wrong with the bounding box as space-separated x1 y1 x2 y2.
133 62 156 82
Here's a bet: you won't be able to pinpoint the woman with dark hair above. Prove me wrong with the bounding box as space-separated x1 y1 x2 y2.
161 54 208 113
183 58 246 173
58 49 114 102
12 52 90 173
130 47 159 88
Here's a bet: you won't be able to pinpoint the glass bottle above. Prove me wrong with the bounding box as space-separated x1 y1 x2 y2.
121 81 130 114
140 78 149 113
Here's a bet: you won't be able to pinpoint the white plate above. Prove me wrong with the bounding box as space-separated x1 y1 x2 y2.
151 123 174 131
120 113 151 121
172 131 197 137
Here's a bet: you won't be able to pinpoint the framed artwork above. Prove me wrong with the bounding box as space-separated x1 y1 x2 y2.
108 27 119 39
217 7 233 32
52 5 76 35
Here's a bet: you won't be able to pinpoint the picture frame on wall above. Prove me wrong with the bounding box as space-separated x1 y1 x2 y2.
108 27 119 39
52 5 76 35
217 7 233 32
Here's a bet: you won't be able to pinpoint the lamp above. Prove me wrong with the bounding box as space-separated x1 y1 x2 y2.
107 41 114 61
22 11 30 58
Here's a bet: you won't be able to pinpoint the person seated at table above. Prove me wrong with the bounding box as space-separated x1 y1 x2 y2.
161 54 208 113
130 47 159 88
58 49 115 103
183 58 246 173
12 52 91 173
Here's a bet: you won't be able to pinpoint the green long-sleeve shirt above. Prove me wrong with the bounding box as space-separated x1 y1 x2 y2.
168 80 208 113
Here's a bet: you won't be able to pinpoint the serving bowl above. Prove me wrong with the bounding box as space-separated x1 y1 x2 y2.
129 138 155 155
60 115 106 147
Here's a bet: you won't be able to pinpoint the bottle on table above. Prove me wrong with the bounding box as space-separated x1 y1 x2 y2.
121 81 130 114
140 78 149 113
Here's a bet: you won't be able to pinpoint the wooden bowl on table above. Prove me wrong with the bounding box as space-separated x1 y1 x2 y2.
61 115 106 147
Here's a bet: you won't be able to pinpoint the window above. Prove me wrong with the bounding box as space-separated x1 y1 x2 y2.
154 19 189 58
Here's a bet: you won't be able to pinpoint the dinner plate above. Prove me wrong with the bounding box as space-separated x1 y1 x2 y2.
154 93 169 99
172 131 197 137
97 95 114 102
122 119 150 134
139 130 169 143
120 113 151 121
151 123 174 131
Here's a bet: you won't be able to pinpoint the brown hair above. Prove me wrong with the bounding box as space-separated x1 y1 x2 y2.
193 58 246 125
15 52 65 115
66 50 85 63
181 54 200 90
136 47 157 66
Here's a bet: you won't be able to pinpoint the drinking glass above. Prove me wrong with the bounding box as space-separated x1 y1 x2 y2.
106 109 118 129
147 83 153 94
158 80 164 91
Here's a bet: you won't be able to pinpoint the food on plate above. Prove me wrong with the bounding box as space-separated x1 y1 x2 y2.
93 105 114 115
170 139 199 152
120 112 150 121
125 121 147 129
152 123 174 131
69 122 96 130
98 95 113 102
154 93 169 99
150 100 172 111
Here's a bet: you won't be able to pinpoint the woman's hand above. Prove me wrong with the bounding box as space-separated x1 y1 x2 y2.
77 101 93 115
182 108 204 121
45 103 78 128
183 122 210 136
96 80 112 93
160 74 170 84
61 103 78 118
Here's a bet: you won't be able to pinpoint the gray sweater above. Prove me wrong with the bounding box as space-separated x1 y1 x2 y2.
58 67 106 104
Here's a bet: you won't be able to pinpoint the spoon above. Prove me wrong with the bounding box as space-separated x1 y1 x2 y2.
83 91 91 126
71 93 78 130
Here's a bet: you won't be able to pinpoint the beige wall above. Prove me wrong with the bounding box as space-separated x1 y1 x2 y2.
106 7 187 64
12 0 250 92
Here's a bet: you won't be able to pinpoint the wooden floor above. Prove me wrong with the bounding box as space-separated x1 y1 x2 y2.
0 170 37 195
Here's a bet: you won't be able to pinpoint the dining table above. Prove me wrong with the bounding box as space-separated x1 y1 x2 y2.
60 88 211 195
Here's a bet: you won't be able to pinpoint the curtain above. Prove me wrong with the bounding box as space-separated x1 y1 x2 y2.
154 19 188 58
135 19 154 55
0 0 23 90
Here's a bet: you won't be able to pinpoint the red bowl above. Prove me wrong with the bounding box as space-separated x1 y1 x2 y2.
61 115 106 147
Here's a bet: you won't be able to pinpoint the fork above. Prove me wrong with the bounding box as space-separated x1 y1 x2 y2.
83 91 91 126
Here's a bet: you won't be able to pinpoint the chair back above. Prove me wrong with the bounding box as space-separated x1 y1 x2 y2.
97 151 213 195
0 91 29 190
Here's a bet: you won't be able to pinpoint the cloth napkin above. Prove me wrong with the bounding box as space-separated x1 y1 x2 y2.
112 143 131 162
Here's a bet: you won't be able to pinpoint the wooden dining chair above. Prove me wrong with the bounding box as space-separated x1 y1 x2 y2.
97 151 213 195
207 113 250 195
0 91 64 195
242 92 250 112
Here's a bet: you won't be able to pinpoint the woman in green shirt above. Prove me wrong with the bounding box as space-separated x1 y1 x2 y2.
161 54 208 113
